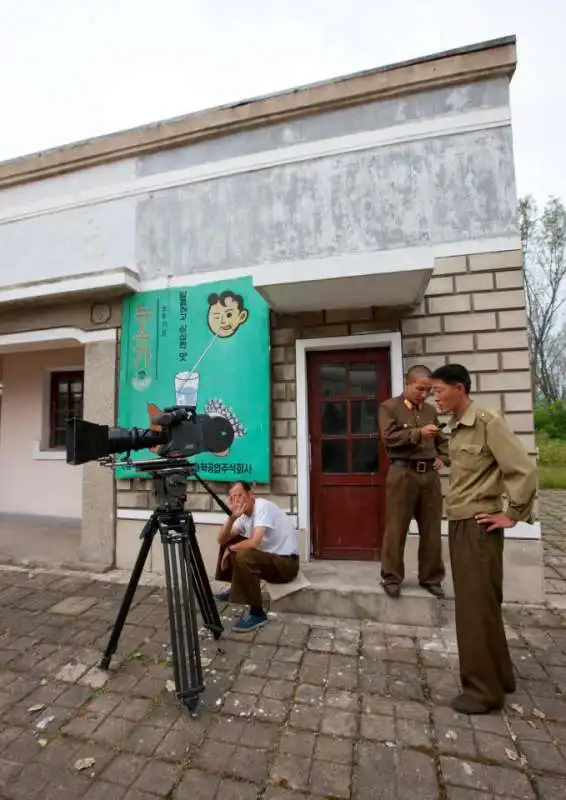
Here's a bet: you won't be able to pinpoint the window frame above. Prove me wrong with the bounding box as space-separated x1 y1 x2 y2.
49 370 84 449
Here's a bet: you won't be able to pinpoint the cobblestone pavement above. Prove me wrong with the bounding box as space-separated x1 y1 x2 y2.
540 489 566 610
1 564 566 800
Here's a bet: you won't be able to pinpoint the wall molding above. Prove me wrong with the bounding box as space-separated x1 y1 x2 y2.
0 326 117 353
139 237 521 295
117 508 298 527
0 106 511 227
0 267 140 307
0 37 516 190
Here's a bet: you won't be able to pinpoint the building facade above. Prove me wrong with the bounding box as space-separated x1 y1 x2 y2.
0 36 538 575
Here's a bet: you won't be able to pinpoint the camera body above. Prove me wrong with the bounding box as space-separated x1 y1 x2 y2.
153 406 234 459
66 405 235 466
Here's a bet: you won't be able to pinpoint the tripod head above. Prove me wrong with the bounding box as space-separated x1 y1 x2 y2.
102 455 232 517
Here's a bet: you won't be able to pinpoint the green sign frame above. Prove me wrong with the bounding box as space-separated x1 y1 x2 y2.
116 276 271 482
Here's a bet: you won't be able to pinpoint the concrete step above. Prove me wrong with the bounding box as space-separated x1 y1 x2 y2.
271 561 454 626
270 537 545 626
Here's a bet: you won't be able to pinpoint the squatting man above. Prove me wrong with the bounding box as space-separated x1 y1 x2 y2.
213 481 300 632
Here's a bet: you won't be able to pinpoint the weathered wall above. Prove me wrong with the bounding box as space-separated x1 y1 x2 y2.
0 78 517 288
401 249 534 454
0 348 84 517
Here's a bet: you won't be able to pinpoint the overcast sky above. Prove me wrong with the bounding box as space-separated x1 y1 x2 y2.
0 0 563 205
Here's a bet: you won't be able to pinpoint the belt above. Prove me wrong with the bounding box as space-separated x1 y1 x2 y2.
390 458 435 473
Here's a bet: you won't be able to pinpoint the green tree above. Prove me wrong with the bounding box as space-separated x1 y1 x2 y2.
519 195 566 401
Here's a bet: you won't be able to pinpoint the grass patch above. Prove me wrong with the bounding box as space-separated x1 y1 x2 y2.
537 434 566 489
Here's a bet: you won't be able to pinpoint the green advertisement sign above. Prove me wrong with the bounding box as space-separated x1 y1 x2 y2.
116 276 271 482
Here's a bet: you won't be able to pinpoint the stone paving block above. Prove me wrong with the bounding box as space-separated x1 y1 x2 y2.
360 712 396 742
521 740 566 774
84 781 129 800
438 724 478 758
270 753 311 792
49 596 99 615
288 703 323 731
320 737 355 769
263 788 312 800
321 708 358 737
353 741 397 800
310 759 351 798
397 749 439 800
441 756 535 798
537 774 566 800
102 753 149 787
227 745 271 784
130 760 180 797
122 724 168 756
194 737 233 773
279 730 316 758
216 778 260 800
445 789 493 799
91 715 137 746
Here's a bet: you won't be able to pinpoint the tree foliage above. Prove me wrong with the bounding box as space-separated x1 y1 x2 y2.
519 195 566 401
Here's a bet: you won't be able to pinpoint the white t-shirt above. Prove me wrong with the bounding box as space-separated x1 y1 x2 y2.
233 498 298 556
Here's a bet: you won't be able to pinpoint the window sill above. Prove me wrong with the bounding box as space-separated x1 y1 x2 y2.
32 442 66 461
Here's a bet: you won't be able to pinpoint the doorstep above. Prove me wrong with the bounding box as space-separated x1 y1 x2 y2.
270 536 545 626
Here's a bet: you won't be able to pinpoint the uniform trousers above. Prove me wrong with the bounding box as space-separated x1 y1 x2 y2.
215 536 299 607
449 519 515 709
381 463 444 586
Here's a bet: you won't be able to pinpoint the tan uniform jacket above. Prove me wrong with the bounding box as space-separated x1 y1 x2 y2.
379 395 450 464
446 402 537 522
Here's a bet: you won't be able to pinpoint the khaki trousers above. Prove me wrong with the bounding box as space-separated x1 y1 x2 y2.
215 537 299 607
449 518 515 709
381 464 444 586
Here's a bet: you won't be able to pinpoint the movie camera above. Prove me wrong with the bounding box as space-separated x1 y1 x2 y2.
65 405 234 711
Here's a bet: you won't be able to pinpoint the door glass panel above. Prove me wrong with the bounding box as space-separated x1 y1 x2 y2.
322 439 348 473
352 439 378 473
321 402 347 435
351 400 377 434
319 364 346 397
350 363 376 396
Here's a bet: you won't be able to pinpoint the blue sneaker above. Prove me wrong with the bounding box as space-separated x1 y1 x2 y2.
214 589 231 602
232 611 268 633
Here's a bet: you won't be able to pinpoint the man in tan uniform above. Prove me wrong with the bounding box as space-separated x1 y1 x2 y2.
430 363 537 715
379 365 450 599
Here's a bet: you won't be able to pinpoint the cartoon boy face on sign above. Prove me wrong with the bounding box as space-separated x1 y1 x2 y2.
207 290 249 338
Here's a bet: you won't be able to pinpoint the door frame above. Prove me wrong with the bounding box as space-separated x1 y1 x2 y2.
295 331 404 559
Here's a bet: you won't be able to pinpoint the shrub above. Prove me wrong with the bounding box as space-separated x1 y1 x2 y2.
534 400 566 440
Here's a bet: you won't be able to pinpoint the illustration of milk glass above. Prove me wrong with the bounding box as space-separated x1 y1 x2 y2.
175 371 200 407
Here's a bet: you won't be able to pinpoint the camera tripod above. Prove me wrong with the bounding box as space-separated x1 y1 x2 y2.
100 457 229 711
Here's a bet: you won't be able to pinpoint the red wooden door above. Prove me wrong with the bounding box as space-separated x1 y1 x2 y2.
307 348 391 560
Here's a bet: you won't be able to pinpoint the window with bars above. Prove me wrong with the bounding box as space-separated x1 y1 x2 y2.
49 371 84 448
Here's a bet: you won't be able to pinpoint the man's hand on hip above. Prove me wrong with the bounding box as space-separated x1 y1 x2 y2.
475 512 515 532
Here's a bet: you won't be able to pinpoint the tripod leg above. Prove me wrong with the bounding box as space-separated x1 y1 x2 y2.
187 516 224 640
161 524 203 710
100 515 157 670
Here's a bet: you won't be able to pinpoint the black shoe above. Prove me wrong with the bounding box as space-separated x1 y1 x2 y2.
420 583 445 599
504 679 517 694
450 693 495 715
383 583 400 599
